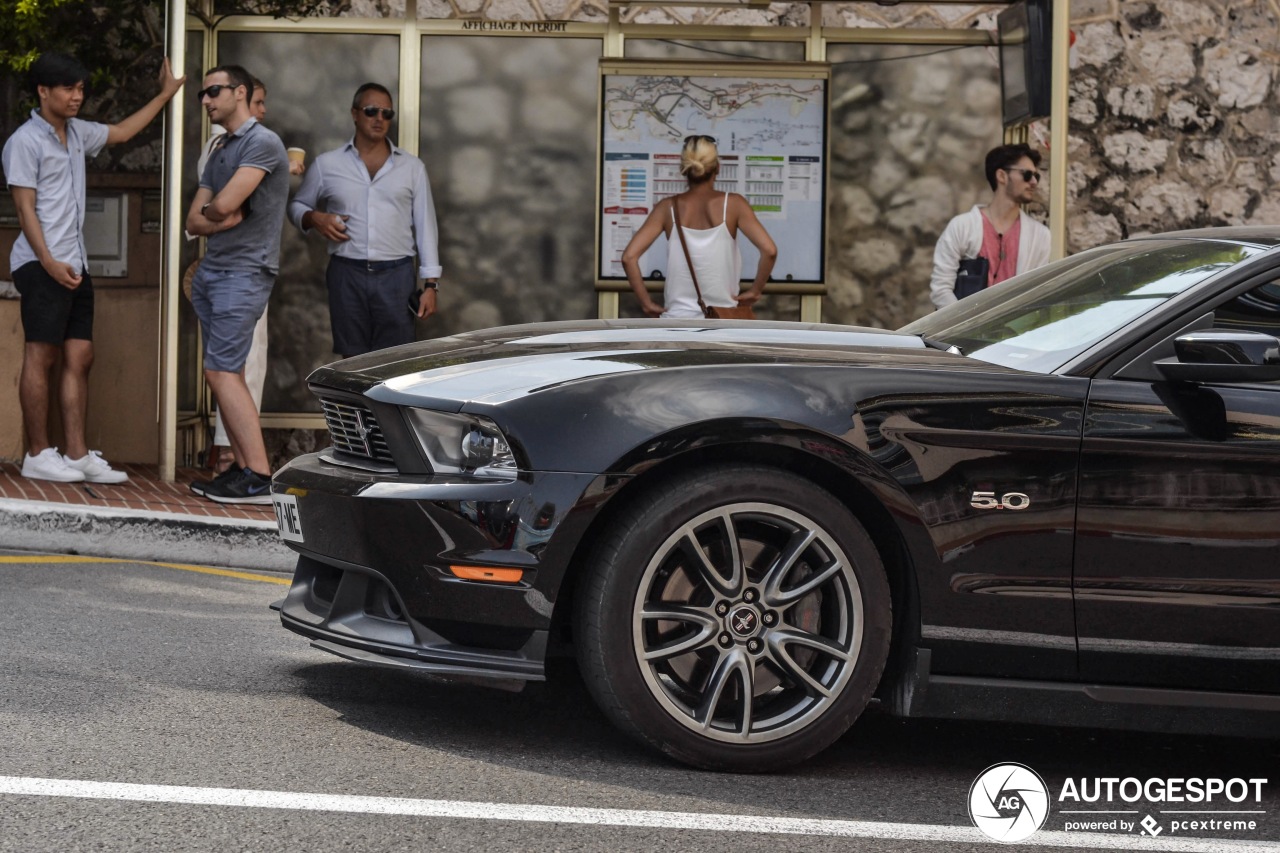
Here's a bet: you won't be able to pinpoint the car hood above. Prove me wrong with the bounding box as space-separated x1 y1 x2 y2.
307 319 988 410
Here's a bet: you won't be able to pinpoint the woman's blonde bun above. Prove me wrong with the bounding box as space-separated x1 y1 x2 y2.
680 136 719 181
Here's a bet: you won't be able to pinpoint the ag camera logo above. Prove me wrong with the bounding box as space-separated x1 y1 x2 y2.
969 763 1050 842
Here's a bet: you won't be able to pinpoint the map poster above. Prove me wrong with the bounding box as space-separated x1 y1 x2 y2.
597 60 829 284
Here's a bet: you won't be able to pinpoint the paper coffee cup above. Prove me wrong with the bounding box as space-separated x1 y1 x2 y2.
287 147 305 165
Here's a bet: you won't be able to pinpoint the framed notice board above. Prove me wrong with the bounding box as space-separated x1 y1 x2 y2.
597 59 830 286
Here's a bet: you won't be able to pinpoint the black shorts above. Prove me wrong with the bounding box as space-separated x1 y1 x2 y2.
13 261 94 343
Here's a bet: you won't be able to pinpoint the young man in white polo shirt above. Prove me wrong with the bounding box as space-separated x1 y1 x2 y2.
3 52 183 483
929 143 1051 310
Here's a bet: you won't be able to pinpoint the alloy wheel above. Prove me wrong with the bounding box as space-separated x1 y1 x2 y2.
631 502 864 743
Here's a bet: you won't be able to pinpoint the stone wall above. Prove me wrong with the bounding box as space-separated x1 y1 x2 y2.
825 39 1004 328
1066 0 1278 250
418 35 603 340
813 1 1280 327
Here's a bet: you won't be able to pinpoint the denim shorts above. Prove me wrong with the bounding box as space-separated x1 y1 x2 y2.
191 265 274 372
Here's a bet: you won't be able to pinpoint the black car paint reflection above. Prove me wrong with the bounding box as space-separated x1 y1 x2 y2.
274 228 1280 769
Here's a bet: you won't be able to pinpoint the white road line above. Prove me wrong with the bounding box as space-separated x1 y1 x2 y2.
0 776 1277 851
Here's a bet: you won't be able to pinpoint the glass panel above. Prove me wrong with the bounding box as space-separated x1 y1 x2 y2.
217 31 400 412
1214 280 1280 339
420 36 601 338
178 29 206 414
826 42 1004 331
624 39 806 62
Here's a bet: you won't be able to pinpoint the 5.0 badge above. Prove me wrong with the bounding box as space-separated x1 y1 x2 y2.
970 491 1031 511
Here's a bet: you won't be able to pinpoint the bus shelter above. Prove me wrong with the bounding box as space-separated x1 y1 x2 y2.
156 0 1070 480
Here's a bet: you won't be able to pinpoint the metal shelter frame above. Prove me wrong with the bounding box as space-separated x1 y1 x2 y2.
158 0 1071 480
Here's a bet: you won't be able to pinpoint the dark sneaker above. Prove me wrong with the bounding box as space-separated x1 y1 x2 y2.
202 467 273 505
190 465 241 497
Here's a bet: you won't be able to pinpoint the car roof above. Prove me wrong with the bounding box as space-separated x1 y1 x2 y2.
1127 226 1280 249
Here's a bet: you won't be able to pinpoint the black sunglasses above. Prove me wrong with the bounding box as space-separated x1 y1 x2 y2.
197 83 238 100
1003 167 1042 183
683 134 716 145
359 106 396 120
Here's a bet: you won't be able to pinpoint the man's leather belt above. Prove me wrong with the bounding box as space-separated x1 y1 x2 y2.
331 255 413 272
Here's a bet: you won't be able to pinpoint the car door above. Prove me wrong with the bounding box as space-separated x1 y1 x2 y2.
1075 276 1280 694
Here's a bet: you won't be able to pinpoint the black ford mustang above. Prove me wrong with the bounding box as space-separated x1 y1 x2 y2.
272 228 1280 771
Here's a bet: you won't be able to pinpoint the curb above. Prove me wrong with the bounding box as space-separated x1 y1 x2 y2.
0 498 297 574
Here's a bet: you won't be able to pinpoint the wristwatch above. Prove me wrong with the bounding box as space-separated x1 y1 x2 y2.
423 280 439 290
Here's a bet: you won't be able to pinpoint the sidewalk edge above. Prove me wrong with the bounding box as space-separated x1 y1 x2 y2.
0 497 296 573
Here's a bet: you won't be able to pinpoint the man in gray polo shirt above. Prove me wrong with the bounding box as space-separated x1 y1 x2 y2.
3 51 183 484
184 64 289 504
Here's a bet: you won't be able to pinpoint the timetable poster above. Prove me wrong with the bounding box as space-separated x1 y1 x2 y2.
601 152 651 278
598 61 829 283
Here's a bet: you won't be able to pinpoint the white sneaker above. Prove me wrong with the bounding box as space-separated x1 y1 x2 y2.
62 450 130 484
22 448 86 483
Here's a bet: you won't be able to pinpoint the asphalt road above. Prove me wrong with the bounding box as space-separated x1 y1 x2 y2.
0 550 1277 853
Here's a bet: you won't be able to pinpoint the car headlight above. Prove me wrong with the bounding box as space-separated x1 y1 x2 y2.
404 409 518 478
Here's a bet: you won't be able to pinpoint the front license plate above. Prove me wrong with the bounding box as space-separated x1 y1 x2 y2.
272 493 305 543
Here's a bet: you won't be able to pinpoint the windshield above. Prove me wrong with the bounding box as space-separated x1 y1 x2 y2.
901 239 1261 373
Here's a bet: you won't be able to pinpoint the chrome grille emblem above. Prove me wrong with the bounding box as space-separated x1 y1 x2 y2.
354 409 373 456
319 397 394 465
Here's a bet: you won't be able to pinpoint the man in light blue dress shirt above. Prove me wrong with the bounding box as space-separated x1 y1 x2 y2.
288 82 442 358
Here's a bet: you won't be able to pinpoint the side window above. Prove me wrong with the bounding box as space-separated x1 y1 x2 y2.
1112 280 1280 382
1212 280 1280 337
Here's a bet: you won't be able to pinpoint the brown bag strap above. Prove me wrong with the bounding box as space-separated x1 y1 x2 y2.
672 198 709 316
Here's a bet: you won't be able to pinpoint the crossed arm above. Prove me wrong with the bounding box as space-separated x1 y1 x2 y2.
185 166 267 236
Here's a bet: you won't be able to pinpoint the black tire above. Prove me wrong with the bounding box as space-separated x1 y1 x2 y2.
575 464 891 772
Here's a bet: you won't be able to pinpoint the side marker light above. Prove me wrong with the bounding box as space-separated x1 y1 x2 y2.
449 565 524 584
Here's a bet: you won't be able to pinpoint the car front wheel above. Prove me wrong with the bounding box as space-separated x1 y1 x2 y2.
576 465 891 771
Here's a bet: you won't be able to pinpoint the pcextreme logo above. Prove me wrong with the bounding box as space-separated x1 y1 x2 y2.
968 764 1270 843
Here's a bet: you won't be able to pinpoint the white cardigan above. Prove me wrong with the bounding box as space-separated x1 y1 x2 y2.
929 205 1051 309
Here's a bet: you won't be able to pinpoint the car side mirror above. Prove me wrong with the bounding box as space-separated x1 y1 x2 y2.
1155 330 1280 383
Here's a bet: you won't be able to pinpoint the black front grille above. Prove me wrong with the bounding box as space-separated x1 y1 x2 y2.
320 397 395 464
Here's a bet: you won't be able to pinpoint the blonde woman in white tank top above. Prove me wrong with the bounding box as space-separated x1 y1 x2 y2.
622 136 777 319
